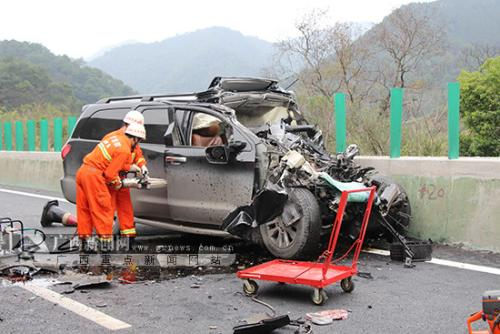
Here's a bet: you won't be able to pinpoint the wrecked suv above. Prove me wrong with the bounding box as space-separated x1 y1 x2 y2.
61 77 411 259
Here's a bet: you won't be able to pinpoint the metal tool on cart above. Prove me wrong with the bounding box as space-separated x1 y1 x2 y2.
237 186 376 305
0 217 38 260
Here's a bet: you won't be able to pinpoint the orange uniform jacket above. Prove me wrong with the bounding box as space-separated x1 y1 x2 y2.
103 128 147 237
76 131 133 240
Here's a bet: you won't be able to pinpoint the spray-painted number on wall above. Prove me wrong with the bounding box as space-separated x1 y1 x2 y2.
418 184 445 200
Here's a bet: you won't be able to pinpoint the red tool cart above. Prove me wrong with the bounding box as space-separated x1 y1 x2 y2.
237 186 376 305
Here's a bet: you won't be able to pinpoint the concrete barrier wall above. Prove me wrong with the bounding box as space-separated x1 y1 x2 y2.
0 152 63 192
356 156 500 252
0 152 498 251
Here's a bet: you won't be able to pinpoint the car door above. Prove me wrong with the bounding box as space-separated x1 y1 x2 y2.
163 107 256 227
129 107 171 220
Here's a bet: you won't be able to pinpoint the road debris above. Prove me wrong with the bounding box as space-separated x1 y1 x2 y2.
56 272 112 290
358 271 373 279
0 264 41 282
305 309 349 325
233 315 291 334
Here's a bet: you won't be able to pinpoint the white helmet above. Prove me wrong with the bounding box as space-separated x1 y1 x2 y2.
125 122 146 140
123 110 144 125
192 113 220 130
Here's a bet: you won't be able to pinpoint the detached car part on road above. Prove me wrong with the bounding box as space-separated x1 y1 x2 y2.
61 77 411 259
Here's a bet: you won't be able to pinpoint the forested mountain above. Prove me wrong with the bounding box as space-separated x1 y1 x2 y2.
88 27 274 93
0 40 135 112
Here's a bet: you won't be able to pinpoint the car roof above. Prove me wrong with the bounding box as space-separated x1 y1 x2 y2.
95 76 291 104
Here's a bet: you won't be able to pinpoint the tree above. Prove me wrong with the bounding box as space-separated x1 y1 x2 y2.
275 10 373 147
276 10 371 104
374 5 445 89
458 56 500 157
461 43 500 71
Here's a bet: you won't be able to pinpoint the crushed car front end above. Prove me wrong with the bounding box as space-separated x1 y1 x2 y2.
202 77 412 259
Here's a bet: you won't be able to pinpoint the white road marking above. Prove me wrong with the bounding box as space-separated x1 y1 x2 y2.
363 248 500 276
21 284 131 331
427 258 500 276
0 188 69 203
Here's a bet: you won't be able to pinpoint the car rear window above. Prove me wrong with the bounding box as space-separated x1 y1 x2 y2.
79 108 129 140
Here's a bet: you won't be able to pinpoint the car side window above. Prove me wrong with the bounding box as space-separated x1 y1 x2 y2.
80 108 129 140
187 111 229 147
143 109 170 145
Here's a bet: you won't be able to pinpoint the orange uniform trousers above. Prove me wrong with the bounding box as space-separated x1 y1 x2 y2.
76 164 114 240
110 187 136 237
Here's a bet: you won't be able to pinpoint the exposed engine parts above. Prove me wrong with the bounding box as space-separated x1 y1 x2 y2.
223 121 414 257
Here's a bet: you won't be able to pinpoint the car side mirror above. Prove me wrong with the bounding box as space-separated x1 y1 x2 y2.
205 145 229 164
163 122 175 146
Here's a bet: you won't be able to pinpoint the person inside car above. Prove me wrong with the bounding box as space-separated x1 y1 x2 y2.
191 113 224 147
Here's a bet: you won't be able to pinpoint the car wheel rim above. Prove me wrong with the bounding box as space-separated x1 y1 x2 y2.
265 217 298 249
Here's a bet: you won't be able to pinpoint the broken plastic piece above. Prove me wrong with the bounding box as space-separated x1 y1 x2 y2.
233 315 290 334
305 309 349 325
221 184 288 238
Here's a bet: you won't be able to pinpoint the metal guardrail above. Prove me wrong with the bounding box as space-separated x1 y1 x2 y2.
334 82 461 160
0 117 76 152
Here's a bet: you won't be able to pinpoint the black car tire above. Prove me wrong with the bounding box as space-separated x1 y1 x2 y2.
260 188 321 259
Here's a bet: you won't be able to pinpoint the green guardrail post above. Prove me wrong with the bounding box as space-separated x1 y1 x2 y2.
40 119 49 152
15 121 24 151
448 82 460 159
27 120 36 151
4 122 13 151
334 92 347 153
54 118 63 151
390 88 403 158
0 122 3 150
67 116 77 139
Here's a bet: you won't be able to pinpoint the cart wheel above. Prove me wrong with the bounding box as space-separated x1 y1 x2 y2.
243 279 259 296
341 277 355 293
311 288 328 305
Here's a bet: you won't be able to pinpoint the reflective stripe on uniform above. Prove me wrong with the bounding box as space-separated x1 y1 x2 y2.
98 143 112 161
98 236 112 241
120 228 136 235
136 157 146 165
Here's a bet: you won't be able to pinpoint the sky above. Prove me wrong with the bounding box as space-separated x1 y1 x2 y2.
0 0 433 60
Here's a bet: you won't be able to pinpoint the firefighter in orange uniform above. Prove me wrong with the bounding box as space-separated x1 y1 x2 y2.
105 110 148 241
76 122 146 252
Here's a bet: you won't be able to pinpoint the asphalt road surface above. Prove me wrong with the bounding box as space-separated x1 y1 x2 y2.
0 185 499 334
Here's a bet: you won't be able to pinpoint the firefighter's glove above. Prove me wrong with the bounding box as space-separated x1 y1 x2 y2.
129 164 141 174
141 165 149 177
113 180 123 190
